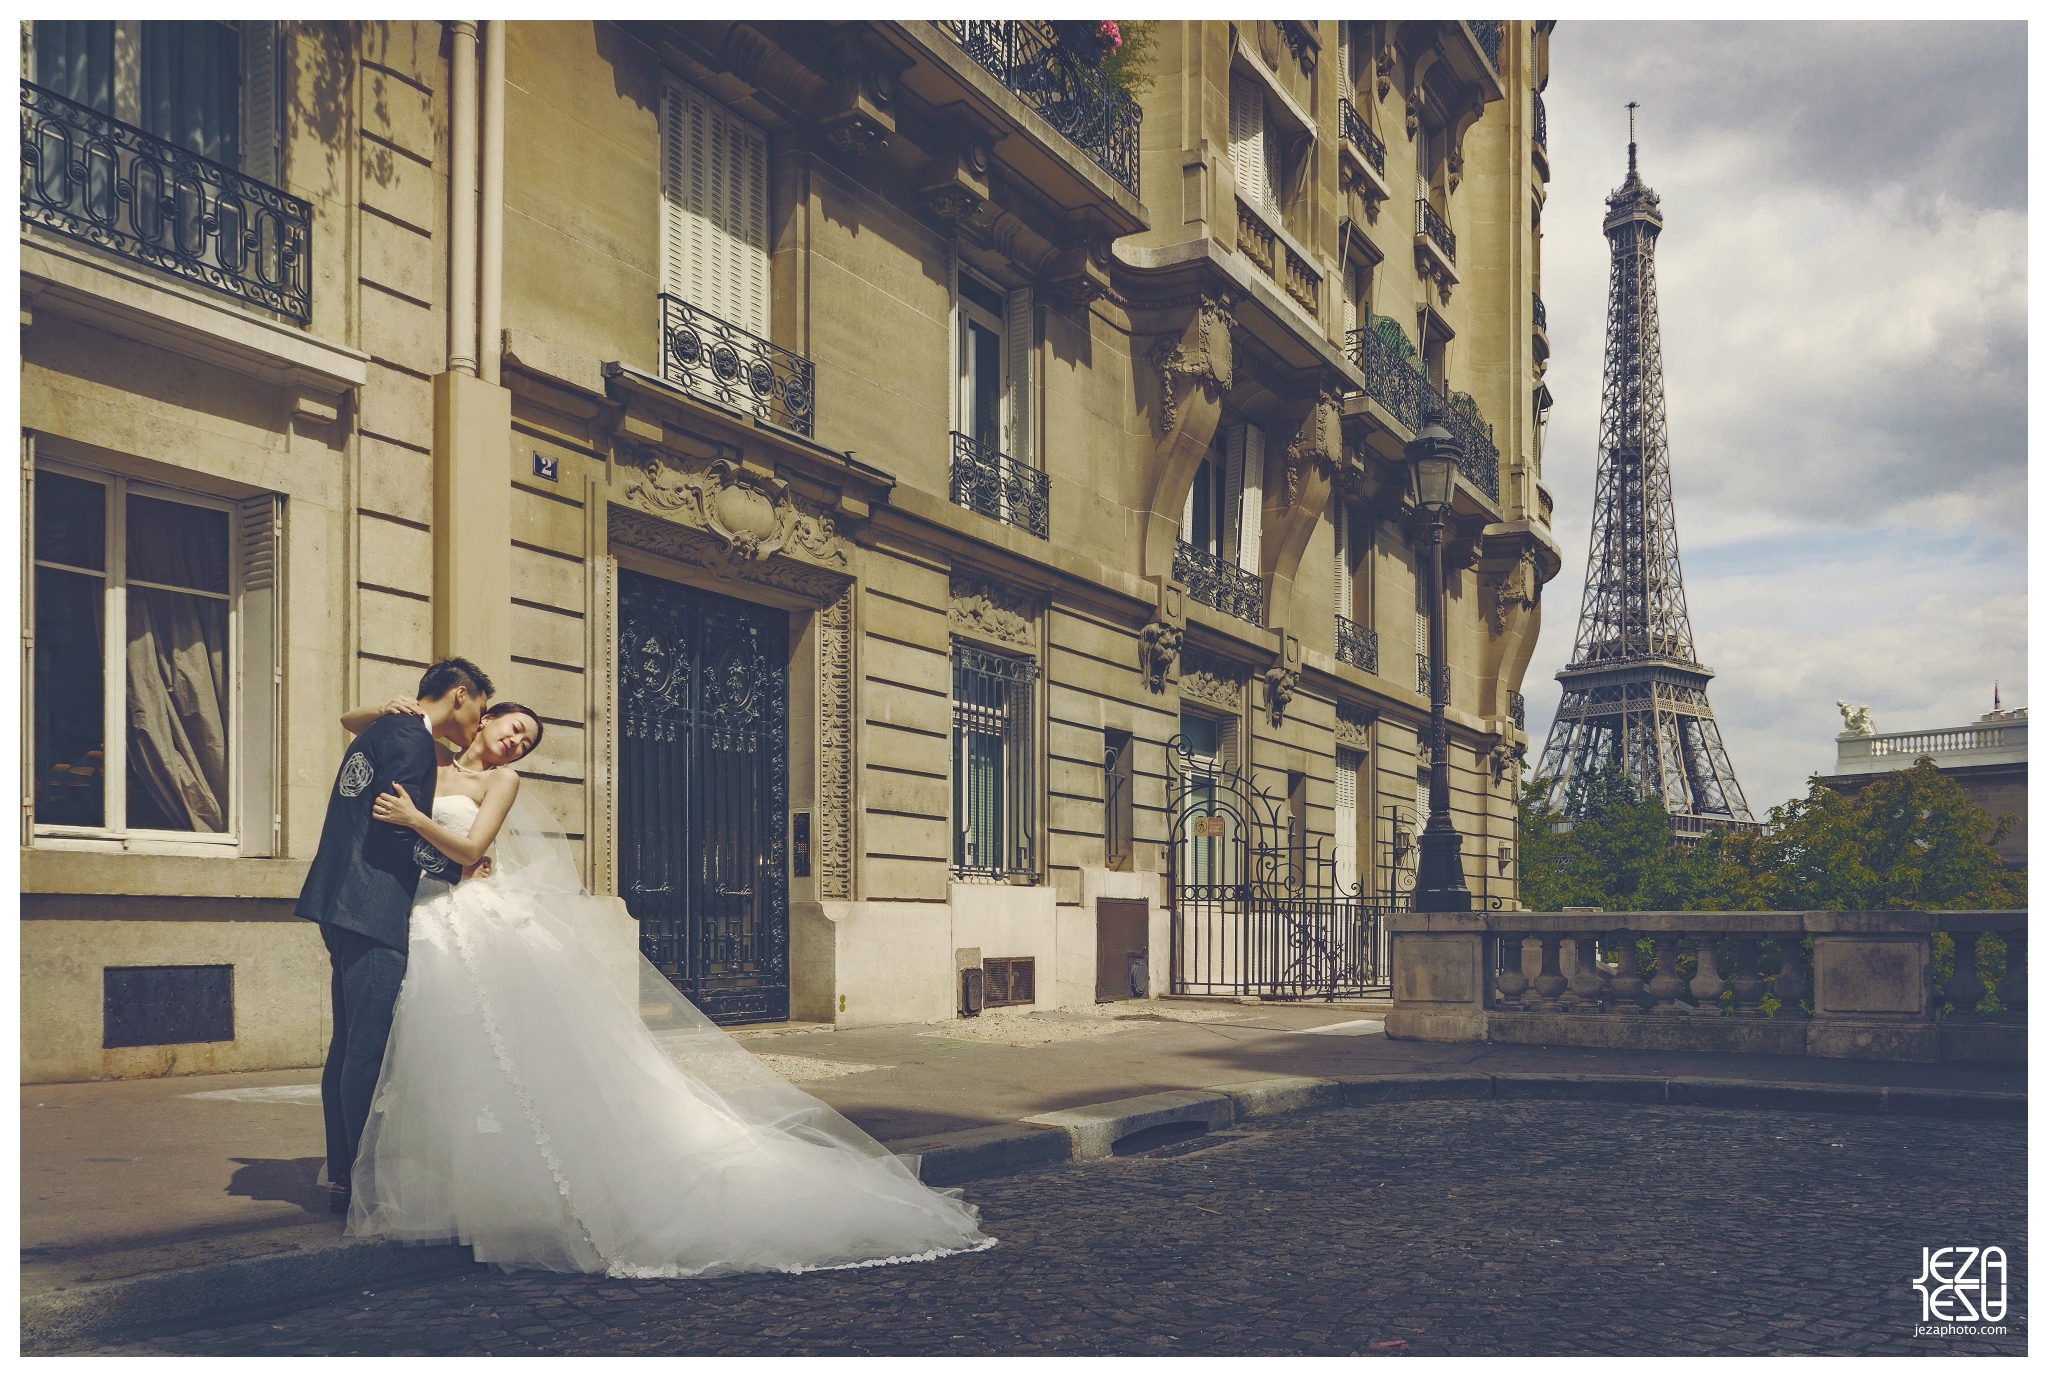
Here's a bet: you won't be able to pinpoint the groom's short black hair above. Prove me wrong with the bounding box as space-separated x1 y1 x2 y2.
418 657 494 702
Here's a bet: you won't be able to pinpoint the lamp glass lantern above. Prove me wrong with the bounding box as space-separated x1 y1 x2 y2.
1407 424 1458 513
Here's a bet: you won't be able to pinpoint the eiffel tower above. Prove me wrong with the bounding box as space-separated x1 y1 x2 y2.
1536 114 1753 830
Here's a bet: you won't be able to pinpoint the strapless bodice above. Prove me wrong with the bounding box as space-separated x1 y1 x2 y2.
432 793 481 830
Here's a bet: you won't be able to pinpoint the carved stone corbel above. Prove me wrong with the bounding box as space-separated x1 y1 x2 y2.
1147 294 1235 434
1282 388 1345 508
1485 546 1542 636
918 115 996 225
817 32 897 158
1263 664 1300 726
1140 620 1183 694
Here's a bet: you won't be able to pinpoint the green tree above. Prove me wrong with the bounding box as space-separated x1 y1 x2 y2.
1099 21 1159 98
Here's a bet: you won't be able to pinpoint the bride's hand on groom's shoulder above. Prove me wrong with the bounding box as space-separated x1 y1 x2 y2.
372 780 426 828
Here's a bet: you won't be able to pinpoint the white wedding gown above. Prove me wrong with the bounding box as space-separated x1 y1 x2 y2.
346 794 993 1277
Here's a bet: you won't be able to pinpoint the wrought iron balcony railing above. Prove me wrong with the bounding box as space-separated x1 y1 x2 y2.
1532 292 1547 334
659 293 815 437
20 80 312 322
1336 616 1378 675
1338 98 1387 175
1508 688 1526 731
946 21 1141 196
1416 199 1456 263
1175 540 1263 625
1417 652 1432 698
1346 314 1425 433
1533 90 1547 151
1438 388 1501 502
1466 20 1503 73
949 431 1049 538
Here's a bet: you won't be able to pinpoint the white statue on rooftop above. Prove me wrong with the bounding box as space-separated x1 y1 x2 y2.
1836 700 1875 736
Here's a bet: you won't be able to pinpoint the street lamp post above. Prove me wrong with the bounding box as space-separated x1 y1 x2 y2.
1406 423 1471 912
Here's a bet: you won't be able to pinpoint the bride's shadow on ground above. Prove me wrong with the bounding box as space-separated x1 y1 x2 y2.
226 1157 329 1216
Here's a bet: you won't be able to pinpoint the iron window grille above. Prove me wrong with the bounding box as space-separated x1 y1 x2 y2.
1175 539 1264 625
945 20 1141 196
1416 198 1457 263
1104 730 1134 871
1337 97 1386 175
1336 616 1378 675
1417 652 1432 698
1508 688 1526 731
1436 387 1501 502
1532 292 1547 333
952 644 1039 882
20 79 311 322
658 292 815 438
1533 90 1547 151
949 431 1049 539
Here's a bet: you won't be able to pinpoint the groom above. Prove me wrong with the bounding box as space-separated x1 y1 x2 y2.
297 657 493 1213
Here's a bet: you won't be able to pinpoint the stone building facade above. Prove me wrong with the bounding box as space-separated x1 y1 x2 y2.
19 19 1560 1081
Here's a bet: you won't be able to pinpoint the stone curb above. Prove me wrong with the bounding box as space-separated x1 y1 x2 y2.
886 1074 2026 1188
22 1235 480 1353
32 1074 2025 1351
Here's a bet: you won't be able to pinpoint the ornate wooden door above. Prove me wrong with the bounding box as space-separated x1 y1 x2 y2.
617 567 789 1024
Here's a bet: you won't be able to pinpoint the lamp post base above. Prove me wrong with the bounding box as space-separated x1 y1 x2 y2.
1414 823 1471 912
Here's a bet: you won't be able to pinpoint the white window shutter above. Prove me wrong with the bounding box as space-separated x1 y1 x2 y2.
1338 24 1353 105
1334 503 1352 619
1221 424 1246 565
1180 463 1196 542
238 493 281 856
239 21 280 186
1005 286 1033 463
663 79 768 336
1238 424 1264 578
1334 746 1361 894
1229 74 1267 215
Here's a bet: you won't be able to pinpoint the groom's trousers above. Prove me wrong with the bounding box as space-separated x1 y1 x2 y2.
319 922 408 1184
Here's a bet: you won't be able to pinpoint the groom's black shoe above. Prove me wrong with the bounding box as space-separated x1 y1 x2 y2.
329 1181 351 1215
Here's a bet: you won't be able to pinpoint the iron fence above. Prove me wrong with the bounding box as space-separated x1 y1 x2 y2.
1466 20 1503 72
1532 292 1547 333
1534 90 1547 150
1346 316 1425 432
20 80 311 321
1439 387 1501 501
1416 198 1457 262
1167 736 1398 1001
949 431 1049 538
946 20 1141 196
1336 616 1378 674
659 293 815 437
1174 539 1264 625
1338 97 1386 175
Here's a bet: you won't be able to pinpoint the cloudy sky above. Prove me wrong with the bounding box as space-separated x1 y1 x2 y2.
1525 21 2027 815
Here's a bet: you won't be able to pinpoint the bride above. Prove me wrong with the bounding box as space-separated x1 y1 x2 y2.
334 698 993 1277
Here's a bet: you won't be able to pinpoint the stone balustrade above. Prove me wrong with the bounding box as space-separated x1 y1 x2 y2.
1386 909 2026 1064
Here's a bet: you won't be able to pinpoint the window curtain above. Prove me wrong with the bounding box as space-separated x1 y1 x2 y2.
34 21 115 112
125 512 231 833
140 21 239 165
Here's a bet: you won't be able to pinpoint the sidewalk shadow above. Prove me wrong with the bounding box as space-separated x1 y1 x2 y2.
226 1157 328 1215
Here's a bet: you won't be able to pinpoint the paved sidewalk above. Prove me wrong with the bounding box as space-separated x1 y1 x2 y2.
21 996 2026 1347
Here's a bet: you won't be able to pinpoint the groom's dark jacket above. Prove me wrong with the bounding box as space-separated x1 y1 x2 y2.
295 713 441 951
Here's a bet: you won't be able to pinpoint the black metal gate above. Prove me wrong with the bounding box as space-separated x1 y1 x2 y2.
1167 736 1397 1000
617 567 789 1024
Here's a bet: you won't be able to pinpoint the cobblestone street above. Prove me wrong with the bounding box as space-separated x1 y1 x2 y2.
105 1101 2025 1356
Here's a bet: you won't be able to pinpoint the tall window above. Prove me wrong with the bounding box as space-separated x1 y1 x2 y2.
1179 425 1263 578
28 459 279 850
1334 747 1364 894
1178 710 1236 888
661 77 769 335
1103 729 1134 872
952 644 1038 881
955 267 1035 465
28 21 278 182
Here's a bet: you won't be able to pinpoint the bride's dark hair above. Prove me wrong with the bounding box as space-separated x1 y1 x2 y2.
482 701 545 759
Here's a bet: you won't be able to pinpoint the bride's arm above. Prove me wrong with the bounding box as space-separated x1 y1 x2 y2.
370 770 522 867
341 697 423 736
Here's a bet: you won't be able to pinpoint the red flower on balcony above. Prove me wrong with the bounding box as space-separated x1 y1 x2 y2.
1097 20 1122 51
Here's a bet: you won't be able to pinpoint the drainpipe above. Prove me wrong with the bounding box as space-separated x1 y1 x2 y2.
479 20 505 385
448 20 479 375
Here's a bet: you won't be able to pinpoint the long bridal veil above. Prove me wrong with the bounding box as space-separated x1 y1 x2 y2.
349 789 992 1277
